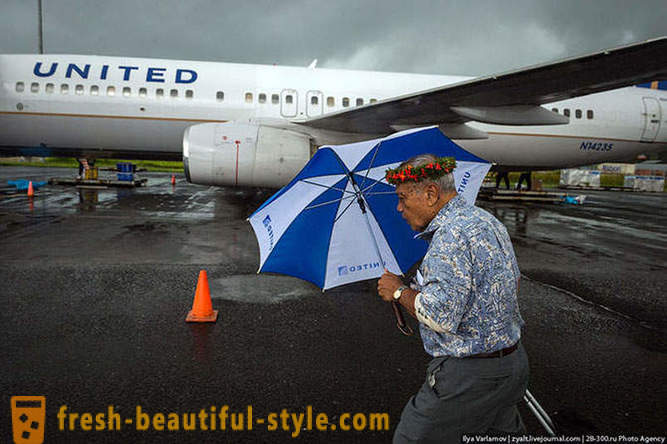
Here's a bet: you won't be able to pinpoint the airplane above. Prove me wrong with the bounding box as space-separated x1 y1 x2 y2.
0 37 665 188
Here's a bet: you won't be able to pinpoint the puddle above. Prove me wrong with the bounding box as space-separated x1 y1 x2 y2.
209 274 320 304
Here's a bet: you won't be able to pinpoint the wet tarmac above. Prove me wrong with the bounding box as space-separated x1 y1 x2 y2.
1 166 665 442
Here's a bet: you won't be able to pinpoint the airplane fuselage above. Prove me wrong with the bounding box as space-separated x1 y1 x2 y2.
0 54 665 169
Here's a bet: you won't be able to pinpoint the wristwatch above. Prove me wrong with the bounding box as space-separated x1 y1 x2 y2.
393 286 407 301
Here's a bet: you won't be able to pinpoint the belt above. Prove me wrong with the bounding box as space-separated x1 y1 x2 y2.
466 342 519 359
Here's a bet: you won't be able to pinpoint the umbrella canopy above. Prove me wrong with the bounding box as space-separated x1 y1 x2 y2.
248 126 491 290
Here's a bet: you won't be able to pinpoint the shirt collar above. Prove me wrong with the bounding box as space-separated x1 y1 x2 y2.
415 194 467 240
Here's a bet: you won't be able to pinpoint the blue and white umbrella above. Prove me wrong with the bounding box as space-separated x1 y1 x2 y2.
248 126 491 291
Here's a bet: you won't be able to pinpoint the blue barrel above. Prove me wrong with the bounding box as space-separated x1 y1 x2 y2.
116 162 134 173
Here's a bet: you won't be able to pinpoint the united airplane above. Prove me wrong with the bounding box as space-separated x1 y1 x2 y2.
0 37 665 187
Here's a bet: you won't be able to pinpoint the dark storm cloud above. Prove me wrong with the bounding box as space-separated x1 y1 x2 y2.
1 0 665 75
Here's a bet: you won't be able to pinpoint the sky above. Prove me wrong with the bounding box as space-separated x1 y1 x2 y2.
1 0 665 76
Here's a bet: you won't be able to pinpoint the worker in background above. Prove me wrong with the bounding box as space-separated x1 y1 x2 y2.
77 158 88 179
516 171 532 191
495 170 510 189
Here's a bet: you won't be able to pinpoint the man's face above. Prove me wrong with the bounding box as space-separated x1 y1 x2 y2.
395 183 433 232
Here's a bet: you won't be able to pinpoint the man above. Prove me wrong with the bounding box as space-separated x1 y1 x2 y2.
378 154 528 443
516 171 532 191
495 170 510 190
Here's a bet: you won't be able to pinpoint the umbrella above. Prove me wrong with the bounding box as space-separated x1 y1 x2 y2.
248 126 491 331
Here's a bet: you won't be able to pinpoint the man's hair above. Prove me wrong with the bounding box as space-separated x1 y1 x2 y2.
398 153 455 192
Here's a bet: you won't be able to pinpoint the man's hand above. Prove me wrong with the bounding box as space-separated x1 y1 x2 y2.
377 269 404 302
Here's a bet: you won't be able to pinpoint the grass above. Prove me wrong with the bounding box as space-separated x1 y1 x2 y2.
486 171 667 190
0 157 184 172
3 158 664 191
599 174 625 188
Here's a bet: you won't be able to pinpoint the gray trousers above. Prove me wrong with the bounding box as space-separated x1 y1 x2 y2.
394 343 529 444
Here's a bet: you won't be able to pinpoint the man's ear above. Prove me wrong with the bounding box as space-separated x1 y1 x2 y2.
425 183 440 206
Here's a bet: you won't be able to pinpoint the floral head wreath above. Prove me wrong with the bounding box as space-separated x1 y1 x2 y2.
385 157 456 186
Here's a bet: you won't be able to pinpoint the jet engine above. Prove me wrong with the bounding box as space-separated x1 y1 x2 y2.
183 122 311 188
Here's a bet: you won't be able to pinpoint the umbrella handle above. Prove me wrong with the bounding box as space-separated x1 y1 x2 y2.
392 302 414 336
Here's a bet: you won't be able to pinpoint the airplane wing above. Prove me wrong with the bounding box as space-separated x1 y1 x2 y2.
300 37 667 134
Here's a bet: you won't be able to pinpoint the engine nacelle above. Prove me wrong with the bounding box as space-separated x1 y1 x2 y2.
183 122 311 188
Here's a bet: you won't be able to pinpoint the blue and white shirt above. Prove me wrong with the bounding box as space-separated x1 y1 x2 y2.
412 194 523 357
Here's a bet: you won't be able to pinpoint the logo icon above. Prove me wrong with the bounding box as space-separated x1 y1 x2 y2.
262 215 275 250
337 266 348 276
11 396 45 444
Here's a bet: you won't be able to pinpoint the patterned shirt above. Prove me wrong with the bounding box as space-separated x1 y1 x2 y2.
412 194 523 357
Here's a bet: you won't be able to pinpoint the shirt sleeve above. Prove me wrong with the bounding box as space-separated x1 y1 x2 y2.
414 229 472 334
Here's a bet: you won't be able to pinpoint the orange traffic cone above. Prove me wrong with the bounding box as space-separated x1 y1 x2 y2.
27 181 34 197
186 270 218 322
171 175 176 185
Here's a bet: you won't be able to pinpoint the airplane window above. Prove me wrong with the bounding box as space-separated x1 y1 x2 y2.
245 92 253 103
90 85 99 96
327 96 334 107
170 89 178 98
271 94 279 104
139 87 147 98
286 95 293 104
31 82 39 93
356 98 363 106
106 86 114 96
311 96 318 105
123 87 131 97
46 83 54 94
186 90 194 99
587 110 594 119
342 97 349 107
575 109 582 119
551 108 558 113
75 84 84 95
563 108 570 117
15 82 25 92
61 84 70 94
259 93 266 103
216 91 224 102
370 98 377 104
156 88 164 98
